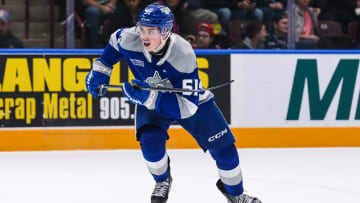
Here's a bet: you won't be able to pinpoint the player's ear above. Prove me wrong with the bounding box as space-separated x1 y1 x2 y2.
162 31 170 40
161 33 166 40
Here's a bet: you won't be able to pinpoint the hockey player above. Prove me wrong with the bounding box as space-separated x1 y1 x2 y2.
85 4 261 203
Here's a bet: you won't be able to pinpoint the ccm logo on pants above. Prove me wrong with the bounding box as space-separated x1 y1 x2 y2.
208 128 228 142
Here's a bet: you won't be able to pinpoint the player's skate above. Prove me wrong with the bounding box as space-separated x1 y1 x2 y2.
151 160 172 203
151 175 172 203
216 179 262 203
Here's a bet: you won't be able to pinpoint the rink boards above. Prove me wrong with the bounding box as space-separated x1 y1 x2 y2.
1 49 360 151
1 127 360 151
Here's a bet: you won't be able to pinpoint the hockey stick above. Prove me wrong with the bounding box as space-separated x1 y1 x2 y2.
99 80 234 93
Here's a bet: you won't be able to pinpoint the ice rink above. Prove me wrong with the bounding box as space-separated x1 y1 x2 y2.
0 147 359 203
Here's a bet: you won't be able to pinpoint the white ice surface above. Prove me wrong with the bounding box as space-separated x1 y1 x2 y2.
0 148 359 203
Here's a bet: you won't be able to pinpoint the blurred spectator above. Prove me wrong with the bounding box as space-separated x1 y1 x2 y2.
232 21 267 49
357 0 360 16
106 0 145 39
185 34 196 45
231 0 263 23
356 0 360 48
194 23 221 49
257 0 287 29
180 0 219 36
155 0 193 35
55 0 86 22
187 0 218 23
310 0 327 19
264 12 288 49
295 0 319 49
200 0 235 33
82 0 117 48
0 9 23 48
317 0 357 33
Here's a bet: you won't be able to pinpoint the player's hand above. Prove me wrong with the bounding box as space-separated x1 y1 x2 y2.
85 70 110 98
122 79 162 110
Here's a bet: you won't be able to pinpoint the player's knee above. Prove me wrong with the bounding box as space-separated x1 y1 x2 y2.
140 125 167 143
140 125 168 161
209 144 239 170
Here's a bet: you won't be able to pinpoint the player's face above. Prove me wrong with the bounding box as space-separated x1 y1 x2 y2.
140 26 162 52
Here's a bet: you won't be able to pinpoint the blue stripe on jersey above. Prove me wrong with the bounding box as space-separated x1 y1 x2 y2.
139 125 169 182
116 28 125 39
100 43 124 67
210 145 244 196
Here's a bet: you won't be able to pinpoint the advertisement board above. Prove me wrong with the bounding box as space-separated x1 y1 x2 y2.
0 53 231 128
231 54 360 127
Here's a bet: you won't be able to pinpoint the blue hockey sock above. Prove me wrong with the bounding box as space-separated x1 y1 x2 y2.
140 125 169 183
210 144 244 196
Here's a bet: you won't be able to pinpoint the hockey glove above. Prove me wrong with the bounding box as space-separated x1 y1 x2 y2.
85 70 110 98
122 79 162 110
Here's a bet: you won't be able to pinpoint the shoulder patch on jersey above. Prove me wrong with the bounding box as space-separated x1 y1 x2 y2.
109 28 125 51
119 27 143 52
117 30 123 43
166 34 197 74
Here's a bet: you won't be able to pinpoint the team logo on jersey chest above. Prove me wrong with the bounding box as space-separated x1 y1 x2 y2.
145 71 173 88
130 59 144 67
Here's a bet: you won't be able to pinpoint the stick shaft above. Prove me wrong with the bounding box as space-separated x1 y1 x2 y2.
100 80 234 93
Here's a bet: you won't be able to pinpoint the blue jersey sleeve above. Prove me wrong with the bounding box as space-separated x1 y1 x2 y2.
97 29 125 68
